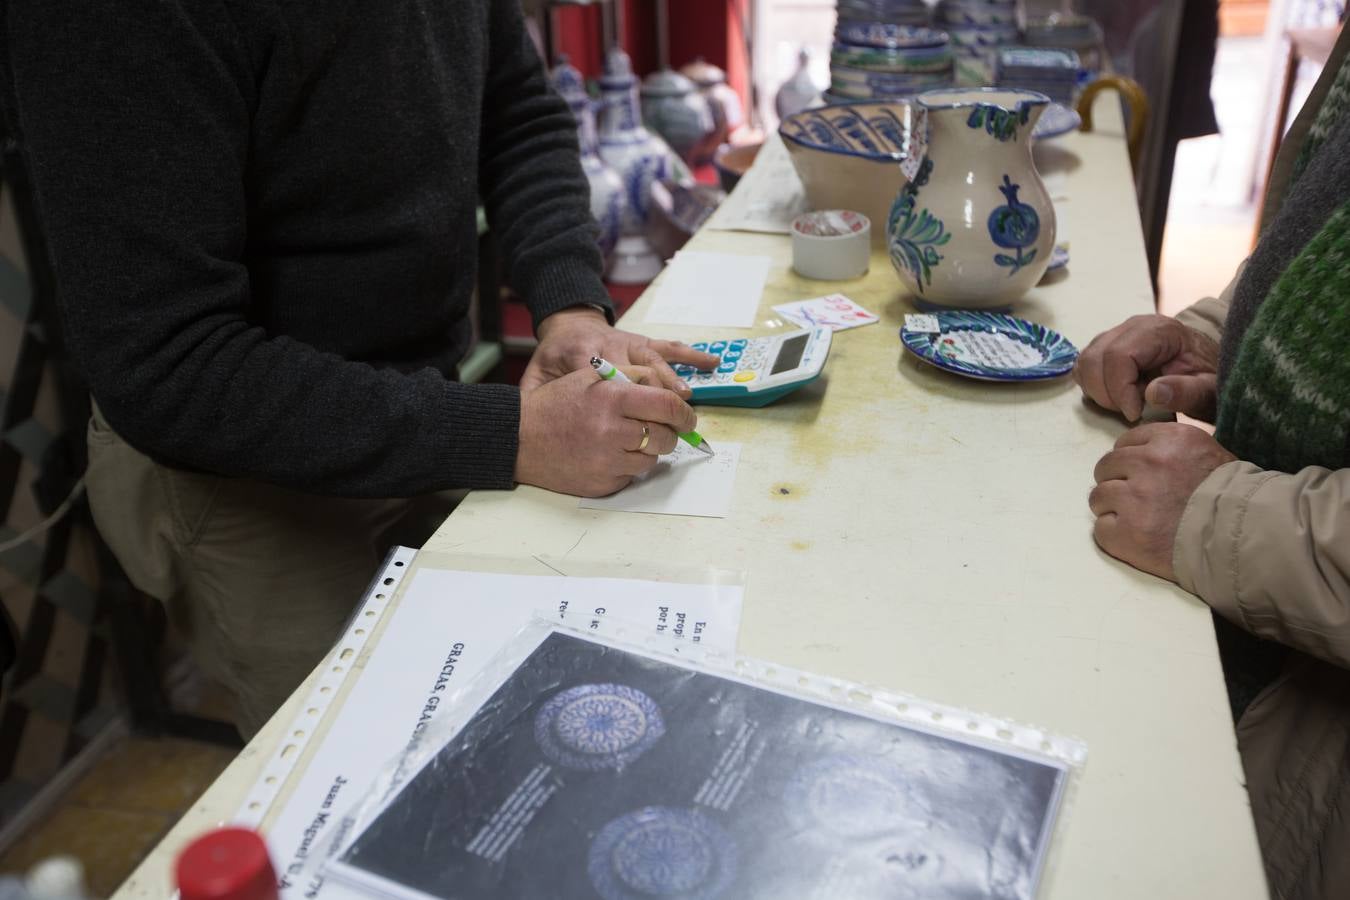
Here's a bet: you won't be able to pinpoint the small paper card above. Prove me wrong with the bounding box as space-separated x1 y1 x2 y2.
773 294 878 331
580 442 741 519
904 313 941 334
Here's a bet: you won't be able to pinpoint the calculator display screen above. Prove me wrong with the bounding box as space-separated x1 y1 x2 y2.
771 334 810 375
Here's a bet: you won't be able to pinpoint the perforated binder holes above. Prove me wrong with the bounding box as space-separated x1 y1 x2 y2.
797 676 810 688
966 721 979 731
332 665 343 673
997 728 1013 741
340 648 354 661
374 595 384 602
894 702 909 713
265 776 277 785
249 802 261 811
307 707 319 716
828 685 843 698
930 711 944 722
355 628 366 636
848 689 871 704
320 686 332 694
281 744 298 759
383 577 394 585
394 560 404 567
1040 740 1053 752
293 730 305 739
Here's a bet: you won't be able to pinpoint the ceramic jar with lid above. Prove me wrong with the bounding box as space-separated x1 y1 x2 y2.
640 67 716 166
679 57 745 164
550 57 625 262
598 47 688 283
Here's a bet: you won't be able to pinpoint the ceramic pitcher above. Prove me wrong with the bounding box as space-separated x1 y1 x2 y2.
887 88 1056 308
550 58 624 262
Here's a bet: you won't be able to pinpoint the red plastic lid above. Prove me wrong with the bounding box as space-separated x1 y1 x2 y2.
176 827 278 900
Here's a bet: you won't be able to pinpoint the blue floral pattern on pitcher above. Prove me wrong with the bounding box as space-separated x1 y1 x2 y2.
888 158 951 293
966 103 1030 142
987 174 1040 274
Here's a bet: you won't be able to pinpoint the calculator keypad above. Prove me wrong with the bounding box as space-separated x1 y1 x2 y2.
675 337 775 388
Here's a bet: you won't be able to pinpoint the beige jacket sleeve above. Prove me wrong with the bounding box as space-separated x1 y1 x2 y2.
1172 259 1245 345
1175 463 1350 669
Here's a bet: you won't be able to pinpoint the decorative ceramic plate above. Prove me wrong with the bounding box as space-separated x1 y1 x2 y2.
588 807 738 900
834 23 950 50
900 311 1079 381
1033 102 1081 139
534 683 665 771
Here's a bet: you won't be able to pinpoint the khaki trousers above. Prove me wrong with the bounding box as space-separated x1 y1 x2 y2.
86 409 460 737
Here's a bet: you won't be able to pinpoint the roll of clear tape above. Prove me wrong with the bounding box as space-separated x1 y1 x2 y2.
791 210 871 281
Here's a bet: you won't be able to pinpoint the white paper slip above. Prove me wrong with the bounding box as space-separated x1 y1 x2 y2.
253 566 744 900
703 135 809 234
773 294 878 331
580 441 741 518
644 252 769 328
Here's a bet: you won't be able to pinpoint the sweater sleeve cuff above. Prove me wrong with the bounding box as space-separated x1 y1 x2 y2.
1174 459 1279 627
520 257 616 332
436 382 522 490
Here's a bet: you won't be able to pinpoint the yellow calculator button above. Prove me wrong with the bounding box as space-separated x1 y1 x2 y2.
733 371 756 383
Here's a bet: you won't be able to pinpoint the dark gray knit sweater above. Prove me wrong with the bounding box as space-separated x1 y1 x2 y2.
6 0 613 497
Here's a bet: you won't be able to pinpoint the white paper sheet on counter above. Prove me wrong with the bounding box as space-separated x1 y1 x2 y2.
250 566 744 900
580 442 741 518
702 134 809 234
644 252 770 328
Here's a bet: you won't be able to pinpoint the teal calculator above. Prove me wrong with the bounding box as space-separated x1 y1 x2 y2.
674 327 833 407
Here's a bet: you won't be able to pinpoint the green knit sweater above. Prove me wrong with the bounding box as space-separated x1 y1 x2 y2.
1208 53 1350 721
1215 63 1350 473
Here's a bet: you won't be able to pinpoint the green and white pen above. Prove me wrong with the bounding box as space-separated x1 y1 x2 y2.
590 356 715 457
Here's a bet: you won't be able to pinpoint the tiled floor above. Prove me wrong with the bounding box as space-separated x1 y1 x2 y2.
0 734 236 896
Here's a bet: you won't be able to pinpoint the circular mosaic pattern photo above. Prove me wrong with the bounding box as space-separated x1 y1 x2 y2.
534 683 665 771
786 753 930 840
588 806 738 900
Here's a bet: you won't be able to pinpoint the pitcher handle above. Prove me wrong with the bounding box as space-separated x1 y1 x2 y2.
1076 75 1150 170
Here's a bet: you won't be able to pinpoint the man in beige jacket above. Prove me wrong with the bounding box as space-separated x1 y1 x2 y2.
1074 26 1350 900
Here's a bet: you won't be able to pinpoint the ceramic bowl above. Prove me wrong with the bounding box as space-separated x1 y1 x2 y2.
830 66 952 99
833 23 949 50
779 100 916 242
713 142 761 193
945 23 1018 49
830 41 952 73
647 179 724 261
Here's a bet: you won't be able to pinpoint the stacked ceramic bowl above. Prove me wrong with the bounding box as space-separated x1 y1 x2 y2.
1024 13 1104 73
835 0 931 27
827 24 954 104
995 47 1081 104
935 0 1018 86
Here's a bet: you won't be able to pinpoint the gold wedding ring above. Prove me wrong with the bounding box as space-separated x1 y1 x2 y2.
636 424 651 452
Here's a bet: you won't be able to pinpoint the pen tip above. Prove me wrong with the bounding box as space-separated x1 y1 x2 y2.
698 441 715 457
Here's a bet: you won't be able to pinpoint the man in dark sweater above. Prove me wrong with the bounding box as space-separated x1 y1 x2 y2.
6 0 716 734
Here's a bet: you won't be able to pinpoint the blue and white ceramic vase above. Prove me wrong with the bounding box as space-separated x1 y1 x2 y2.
640 68 715 166
597 47 688 283
887 88 1056 309
551 57 625 263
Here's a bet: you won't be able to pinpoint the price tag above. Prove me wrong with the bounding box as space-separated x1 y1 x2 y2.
904 314 941 334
